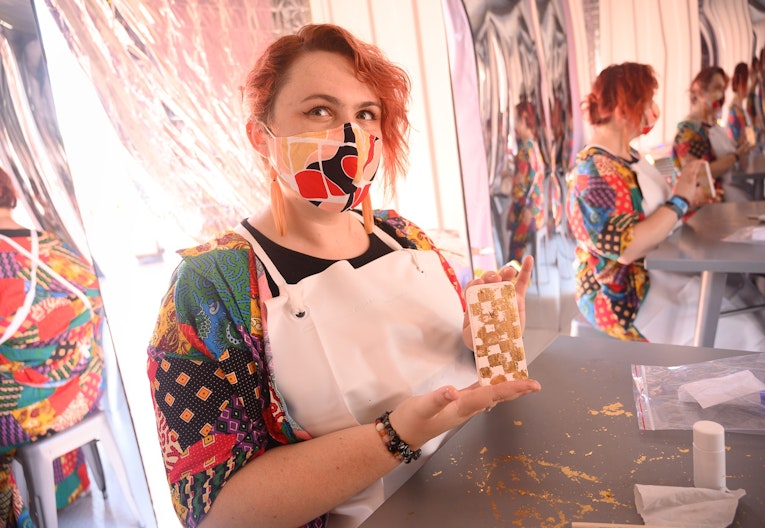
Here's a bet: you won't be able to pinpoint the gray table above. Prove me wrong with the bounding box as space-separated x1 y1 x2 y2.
360 336 765 528
644 201 765 347
732 151 765 200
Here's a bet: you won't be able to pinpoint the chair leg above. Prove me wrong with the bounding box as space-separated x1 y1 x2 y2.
81 440 107 498
91 413 145 527
19 454 58 528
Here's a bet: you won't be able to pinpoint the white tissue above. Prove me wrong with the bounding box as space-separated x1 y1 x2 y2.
677 370 765 409
634 484 745 527
753 225 765 241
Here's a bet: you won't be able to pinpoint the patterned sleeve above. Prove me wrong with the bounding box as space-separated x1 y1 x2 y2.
146 233 318 528
672 121 712 170
726 106 745 143
567 150 640 261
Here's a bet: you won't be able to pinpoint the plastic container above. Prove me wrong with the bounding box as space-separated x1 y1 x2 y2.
692 420 726 490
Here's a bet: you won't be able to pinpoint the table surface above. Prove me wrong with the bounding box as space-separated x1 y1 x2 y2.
359 336 765 528
644 201 765 274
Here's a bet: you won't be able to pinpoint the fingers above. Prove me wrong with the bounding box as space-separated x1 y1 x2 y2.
454 378 541 415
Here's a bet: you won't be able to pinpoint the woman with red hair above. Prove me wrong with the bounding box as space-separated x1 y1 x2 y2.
673 66 753 201
568 63 765 350
728 62 751 144
147 24 540 528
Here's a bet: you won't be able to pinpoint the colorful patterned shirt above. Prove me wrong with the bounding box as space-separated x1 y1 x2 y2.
146 211 462 528
567 147 647 341
671 120 713 172
726 103 747 144
506 139 546 262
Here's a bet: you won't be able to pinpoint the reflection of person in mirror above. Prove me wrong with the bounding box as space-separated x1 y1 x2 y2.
0 167 105 526
727 62 751 145
672 66 754 202
568 63 764 352
506 98 546 262
146 24 541 528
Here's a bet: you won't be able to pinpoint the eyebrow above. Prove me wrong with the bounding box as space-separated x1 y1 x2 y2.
300 93 381 110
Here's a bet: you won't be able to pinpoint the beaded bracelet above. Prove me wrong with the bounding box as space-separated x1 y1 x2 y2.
664 195 690 220
375 411 422 464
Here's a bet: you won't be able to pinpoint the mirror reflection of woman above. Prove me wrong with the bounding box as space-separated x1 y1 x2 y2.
727 62 750 145
673 66 753 202
506 98 546 263
568 62 764 352
0 167 104 526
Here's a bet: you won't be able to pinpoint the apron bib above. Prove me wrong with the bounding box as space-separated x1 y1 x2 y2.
234 219 477 527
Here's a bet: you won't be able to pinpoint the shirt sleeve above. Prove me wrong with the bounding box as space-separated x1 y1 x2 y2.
147 236 317 528
673 121 712 166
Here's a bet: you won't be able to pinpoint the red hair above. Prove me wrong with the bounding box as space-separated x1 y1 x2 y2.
731 62 748 92
0 167 17 209
689 66 729 103
584 63 657 129
243 24 411 190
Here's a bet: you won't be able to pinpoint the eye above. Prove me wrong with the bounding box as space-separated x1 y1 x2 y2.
306 106 331 117
357 108 379 121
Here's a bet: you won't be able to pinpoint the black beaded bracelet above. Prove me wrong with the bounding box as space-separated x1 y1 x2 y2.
375 411 422 464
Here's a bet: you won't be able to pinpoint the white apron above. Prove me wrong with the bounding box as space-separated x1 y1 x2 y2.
234 219 477 528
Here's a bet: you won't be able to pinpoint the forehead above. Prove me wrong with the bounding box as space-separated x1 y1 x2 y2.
276 50 379 106
708 74 726 89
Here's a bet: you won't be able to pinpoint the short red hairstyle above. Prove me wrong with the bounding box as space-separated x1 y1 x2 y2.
731 62 748 92
0 166 17 209
243 24 411 190
689 66 728 104
584 62 657 129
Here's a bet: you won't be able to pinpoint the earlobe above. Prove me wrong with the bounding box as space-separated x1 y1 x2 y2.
246 121 265 151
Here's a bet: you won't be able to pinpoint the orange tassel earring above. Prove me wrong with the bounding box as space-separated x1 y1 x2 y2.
270 171 286 236
362 193 373 234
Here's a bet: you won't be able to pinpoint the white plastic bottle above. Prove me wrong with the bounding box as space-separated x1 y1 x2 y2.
692 420 726 490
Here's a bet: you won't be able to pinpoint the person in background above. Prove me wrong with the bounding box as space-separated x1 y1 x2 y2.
673 66 753 201
146 24 541 528
506 97 546 263
0 166 104 526
727 62 750 144
747 55 763 137
568 62 764 351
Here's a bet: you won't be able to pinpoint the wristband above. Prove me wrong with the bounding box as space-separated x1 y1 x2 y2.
375 411 422 464
664 195 689 220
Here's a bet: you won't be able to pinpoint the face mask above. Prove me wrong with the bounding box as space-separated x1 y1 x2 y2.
265 122 382 213
641 102 660 135
707 90 724 108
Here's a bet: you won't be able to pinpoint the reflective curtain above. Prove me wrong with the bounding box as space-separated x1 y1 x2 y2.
41 0 311 241
447 0 572 268
0 0 89 256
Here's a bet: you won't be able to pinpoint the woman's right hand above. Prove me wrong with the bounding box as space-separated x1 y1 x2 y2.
673 158 704 203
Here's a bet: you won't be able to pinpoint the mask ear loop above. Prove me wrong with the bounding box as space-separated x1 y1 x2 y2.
270 168 286 237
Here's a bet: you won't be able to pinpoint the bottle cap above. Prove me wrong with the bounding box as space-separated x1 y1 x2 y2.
693 420 725 451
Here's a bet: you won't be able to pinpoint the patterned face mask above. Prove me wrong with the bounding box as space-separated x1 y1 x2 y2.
264 122 382 213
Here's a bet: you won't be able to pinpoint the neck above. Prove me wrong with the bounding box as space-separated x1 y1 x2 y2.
589 121 633 159
0 208 24 230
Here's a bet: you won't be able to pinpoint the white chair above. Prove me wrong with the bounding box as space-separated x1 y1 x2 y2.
14 409 145 528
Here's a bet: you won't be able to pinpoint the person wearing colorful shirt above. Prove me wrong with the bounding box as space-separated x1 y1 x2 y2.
568 63 765 351
727 62 751 145
0 166 104 527
146 24 541 528
506 99 546 262
672 66 752 201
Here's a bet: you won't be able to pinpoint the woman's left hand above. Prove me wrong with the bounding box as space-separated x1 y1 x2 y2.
461 255 534 350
